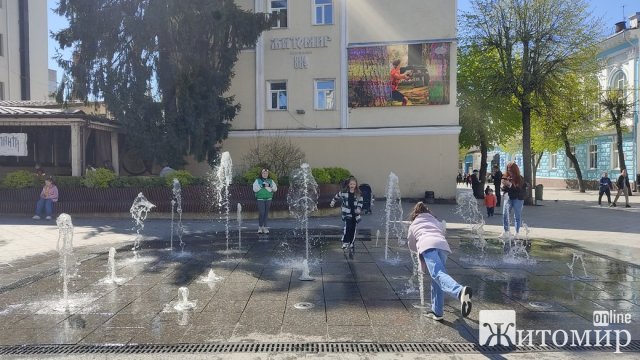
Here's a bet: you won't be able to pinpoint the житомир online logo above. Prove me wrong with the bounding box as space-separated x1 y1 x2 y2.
479 310 632 353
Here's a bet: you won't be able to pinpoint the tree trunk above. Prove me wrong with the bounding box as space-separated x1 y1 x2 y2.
532 152 543 188
521 102 533 204
479 137 488 197
615 120 627 172
562 131 585 192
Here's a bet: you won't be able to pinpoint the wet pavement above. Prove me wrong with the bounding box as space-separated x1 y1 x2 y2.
1 187 639 357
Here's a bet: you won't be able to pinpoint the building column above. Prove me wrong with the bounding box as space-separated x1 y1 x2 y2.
255 0 265 130
70 124 82 176
110 132 119 175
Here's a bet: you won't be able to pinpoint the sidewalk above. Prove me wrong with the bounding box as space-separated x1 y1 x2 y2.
1 187 638 267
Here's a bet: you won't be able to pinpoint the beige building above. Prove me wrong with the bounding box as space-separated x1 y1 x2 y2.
0 0 49 101
188 0 460 199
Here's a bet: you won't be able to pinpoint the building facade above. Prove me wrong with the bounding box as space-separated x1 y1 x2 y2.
0 0 48 101
186 0 460 199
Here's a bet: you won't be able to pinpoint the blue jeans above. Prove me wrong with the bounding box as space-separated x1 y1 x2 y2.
503 196 524 233
35 198 54 217
257 200 272 227
421 249 463 316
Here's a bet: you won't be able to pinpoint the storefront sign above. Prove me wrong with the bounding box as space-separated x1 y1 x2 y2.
270 35 331 50
0 133 28 156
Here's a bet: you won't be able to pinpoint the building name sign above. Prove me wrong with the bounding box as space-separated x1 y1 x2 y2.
0 133 28 156
270 35 331 50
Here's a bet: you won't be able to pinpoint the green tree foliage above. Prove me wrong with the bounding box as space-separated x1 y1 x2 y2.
53 0 271 166
600 90 635 172
536 55 601 192
458 44 519 187
462 0 603 203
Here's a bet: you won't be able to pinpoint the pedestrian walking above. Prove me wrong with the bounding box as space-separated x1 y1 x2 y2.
598 171 613 206
407 202 473 321
610 169 631 208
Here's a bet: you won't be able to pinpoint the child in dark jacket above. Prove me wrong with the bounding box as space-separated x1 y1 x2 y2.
330 177 363 249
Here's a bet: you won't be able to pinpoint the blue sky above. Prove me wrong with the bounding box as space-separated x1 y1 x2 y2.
47 0 636 82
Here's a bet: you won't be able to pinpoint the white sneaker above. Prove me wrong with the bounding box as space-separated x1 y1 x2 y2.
257 227 263 234
341 243 347 249
32 215 40 220
263 227 269 234
45 216 52 220
498 231 511 239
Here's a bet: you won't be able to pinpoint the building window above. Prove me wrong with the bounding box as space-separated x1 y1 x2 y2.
589 144 597 169
612 144 620 169
568 146 575 169
313 0 333 25
610 71 627 97
269 0 287 28
268 81 287 110
314 79 335 110
550 153 557 170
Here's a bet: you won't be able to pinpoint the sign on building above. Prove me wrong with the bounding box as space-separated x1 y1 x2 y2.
0 133 28 156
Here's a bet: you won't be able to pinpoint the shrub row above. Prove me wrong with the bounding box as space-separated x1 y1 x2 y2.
1 167 350 189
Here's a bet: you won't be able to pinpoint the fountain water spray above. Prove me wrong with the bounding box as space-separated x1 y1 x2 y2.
455 191 486 250
130 193 155 251
288 163 319 281
210 152 233 251
375 229 380 247
173 287 196 311
566 253 591 280
107 247 117 283
384 172 403 260
170 178 185 251
56 214 76 309
237 203 242 249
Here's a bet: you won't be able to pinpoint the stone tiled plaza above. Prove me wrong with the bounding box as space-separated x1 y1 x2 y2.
1 188 639 358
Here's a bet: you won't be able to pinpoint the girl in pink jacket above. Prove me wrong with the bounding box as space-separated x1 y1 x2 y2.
33 177 59 220
407 202 472 321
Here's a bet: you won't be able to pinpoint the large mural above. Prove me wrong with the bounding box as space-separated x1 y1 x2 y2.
348 42 450 107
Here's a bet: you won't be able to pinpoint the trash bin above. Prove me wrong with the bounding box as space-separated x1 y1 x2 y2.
535 184 543 201
424 191 435 204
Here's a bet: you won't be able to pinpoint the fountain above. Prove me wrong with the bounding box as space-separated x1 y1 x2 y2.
287 163 319 281
455 191 486 250
56 214 76 309
565 253 594 280
170 178 185 252
375 229 380 247
210 152 233 251
130 192 156 251
383 172 403 261
173 287 196 311
107 247 117 283
237 203 242 249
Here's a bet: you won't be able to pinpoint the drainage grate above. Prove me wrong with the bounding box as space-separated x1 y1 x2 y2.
1 341 639 355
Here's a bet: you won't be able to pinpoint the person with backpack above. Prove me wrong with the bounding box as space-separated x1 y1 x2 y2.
500 161 526 239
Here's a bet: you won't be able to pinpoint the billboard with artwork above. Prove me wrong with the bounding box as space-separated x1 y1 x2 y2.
347 42 450 107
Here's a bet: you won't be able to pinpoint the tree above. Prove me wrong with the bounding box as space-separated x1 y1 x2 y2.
462 0 603 203
536 52 601 192
600 90 635 173
458 44 519 192
53 0 271 167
